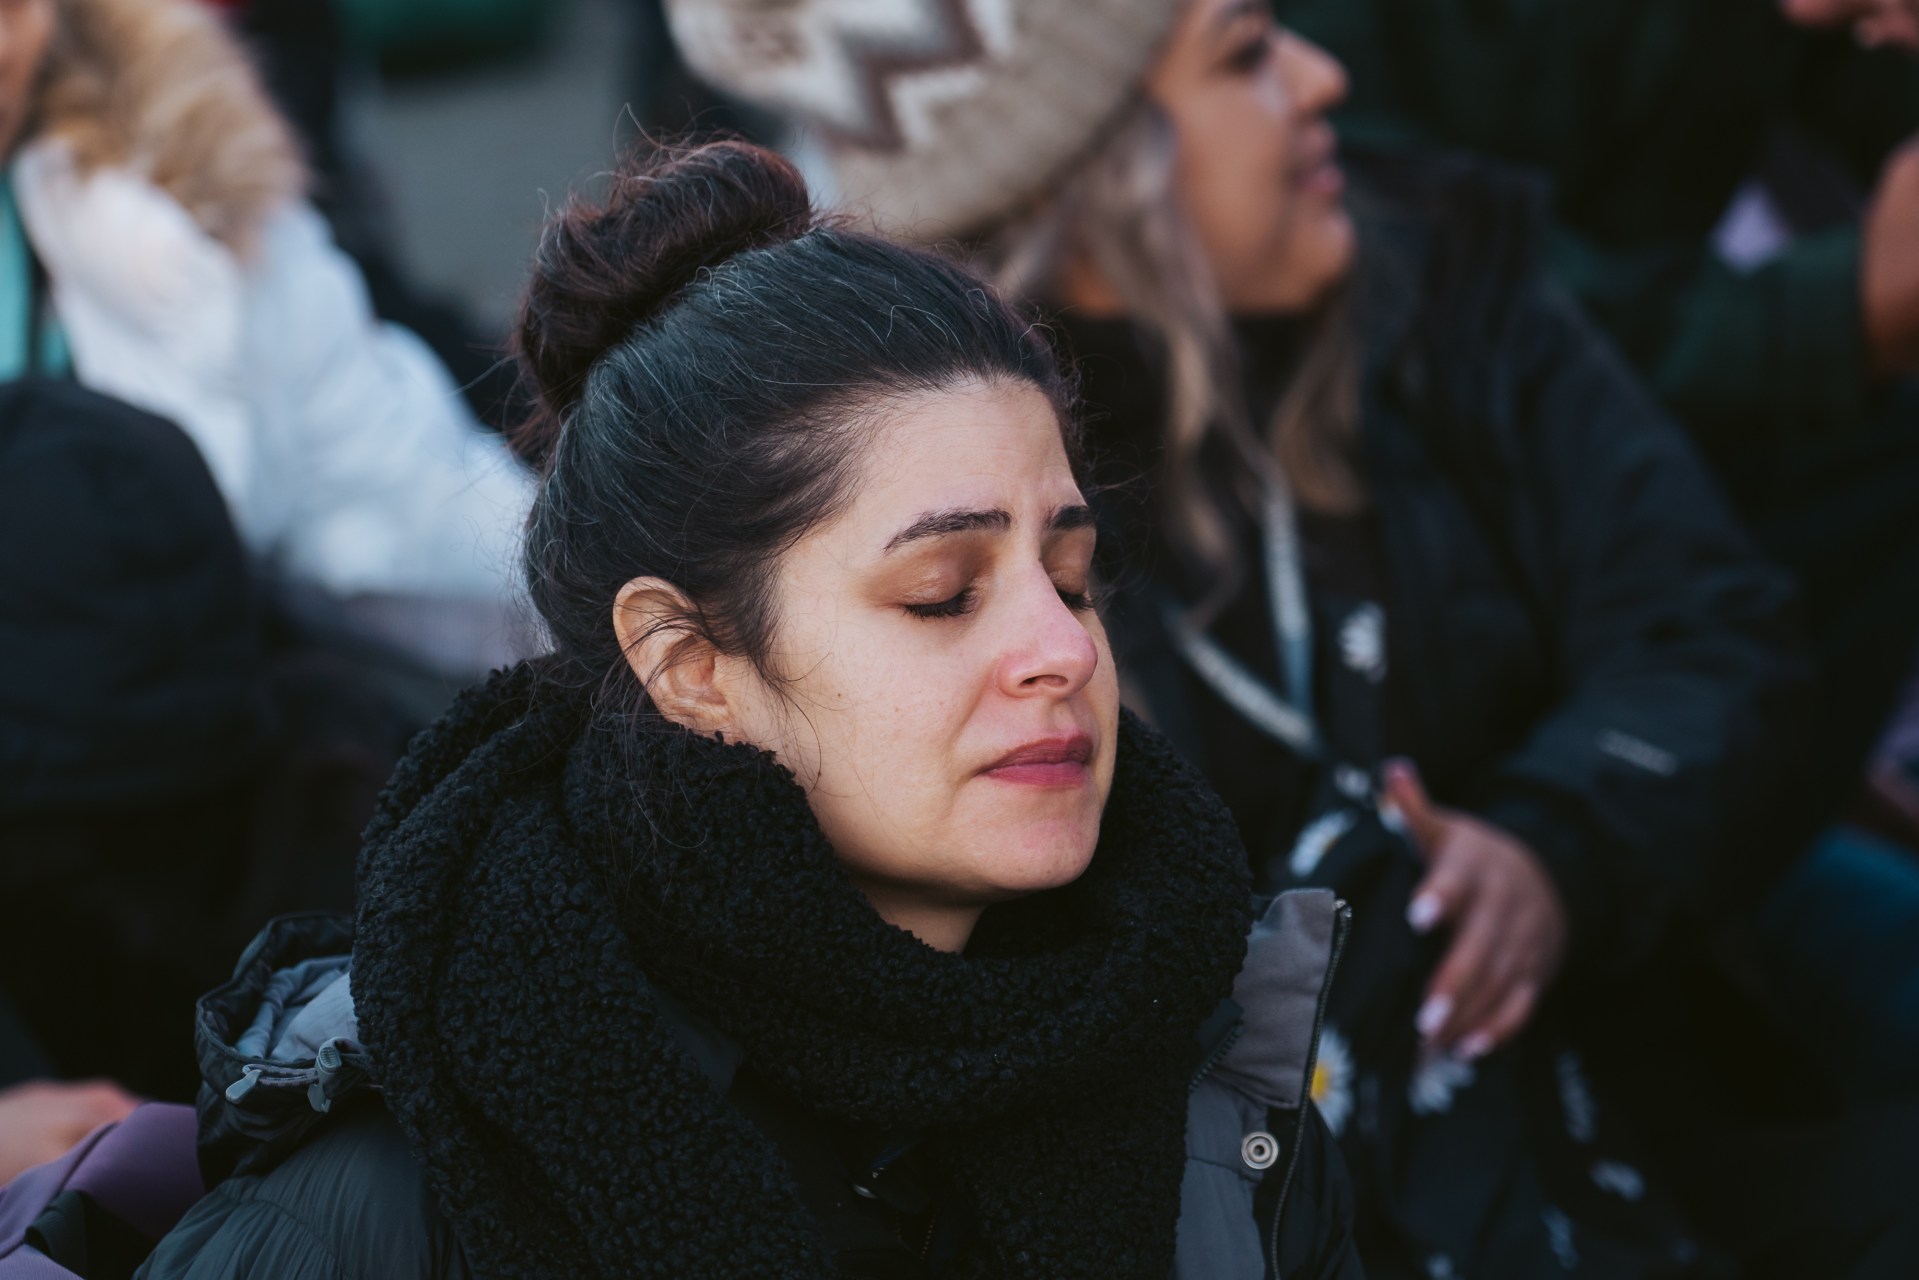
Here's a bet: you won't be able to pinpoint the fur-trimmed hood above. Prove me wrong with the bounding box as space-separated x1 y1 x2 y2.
28 0 304 254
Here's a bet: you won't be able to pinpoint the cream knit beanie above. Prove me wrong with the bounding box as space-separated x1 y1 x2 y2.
662 0 1181 241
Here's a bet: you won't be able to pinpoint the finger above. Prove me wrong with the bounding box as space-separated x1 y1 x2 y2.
1406 849 1471 935
57 1081 139 1129
1780 0 1873 26
1444 934 1519 1048
1417 911 1500 1048
1468 981 1542 1058
82 1086 140 1125
1381 758 1448 855
1861 9 1919 45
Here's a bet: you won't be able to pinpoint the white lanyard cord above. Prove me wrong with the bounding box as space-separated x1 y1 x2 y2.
1168 484 1321 757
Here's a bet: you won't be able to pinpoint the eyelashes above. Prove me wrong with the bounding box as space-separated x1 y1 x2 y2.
1057 587 1098 612
902 584 1098 621
1226 31 1275 72
903 586 979 620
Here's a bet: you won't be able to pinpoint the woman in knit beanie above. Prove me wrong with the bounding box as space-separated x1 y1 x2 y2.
120 138 1365 1280
655 1 1911 1278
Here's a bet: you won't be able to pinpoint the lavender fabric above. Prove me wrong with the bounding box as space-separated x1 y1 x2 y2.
0 1102 202 1269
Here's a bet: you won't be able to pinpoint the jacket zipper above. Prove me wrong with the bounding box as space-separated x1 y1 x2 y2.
918 1204 939 1264
1267 899 1352 1280
1189 1018 1246 1094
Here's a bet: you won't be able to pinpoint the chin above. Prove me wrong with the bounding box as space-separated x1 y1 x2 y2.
979 816 1102 896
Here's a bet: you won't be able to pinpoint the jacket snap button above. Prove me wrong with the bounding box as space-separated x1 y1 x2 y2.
1241 1130 1279 1171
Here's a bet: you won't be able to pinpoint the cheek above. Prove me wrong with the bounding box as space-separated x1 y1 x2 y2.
781 624 976 846
1181 103 1296 270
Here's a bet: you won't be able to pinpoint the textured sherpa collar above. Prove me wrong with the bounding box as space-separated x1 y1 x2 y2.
352 659 1251 1279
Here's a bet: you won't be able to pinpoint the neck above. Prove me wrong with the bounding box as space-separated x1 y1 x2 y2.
854 880 984 953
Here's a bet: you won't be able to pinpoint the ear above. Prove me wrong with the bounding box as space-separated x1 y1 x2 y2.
612 577 733 735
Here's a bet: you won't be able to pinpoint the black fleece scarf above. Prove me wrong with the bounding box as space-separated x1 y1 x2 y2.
351 662 1252 1280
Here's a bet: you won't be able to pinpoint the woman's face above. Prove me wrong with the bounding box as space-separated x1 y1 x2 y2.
654 379 1119 950
1146 0 1356 312
0 0 52 160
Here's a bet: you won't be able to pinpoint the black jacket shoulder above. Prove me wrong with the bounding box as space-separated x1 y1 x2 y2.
136 1097 468 1280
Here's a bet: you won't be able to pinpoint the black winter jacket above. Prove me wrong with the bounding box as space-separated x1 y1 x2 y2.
1061 153 1813 1279
136 905 1365 1278
0 379 399 1099
1079 153 1814 979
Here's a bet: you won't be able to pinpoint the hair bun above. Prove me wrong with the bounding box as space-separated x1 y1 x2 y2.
512 140 813 465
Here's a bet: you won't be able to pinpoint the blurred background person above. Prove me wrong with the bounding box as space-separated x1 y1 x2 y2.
0 0 536 685
1267 0 1919 851
0 0 554 1132
0 379 400 1103
664 0 1919 1276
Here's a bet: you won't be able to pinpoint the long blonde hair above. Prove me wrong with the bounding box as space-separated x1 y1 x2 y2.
30 0 306 255
986 98 1362 615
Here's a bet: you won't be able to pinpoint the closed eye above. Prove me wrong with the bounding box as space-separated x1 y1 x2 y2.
1057 585 1098 612
904 586 978 620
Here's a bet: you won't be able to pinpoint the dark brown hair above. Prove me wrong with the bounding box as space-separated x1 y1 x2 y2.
513 141 1076 702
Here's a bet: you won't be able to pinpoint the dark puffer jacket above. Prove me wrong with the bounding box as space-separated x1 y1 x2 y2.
133 903 1363 1280
0 379 400 1100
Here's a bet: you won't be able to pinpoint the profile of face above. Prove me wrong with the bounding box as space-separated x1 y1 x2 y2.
0 0 53 160
617 378 1120 952
1146 0 1357 313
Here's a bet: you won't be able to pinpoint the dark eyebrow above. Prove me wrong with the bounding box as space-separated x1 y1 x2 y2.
880 503 1095 554
883 507 1011 553
1048 504 1097 534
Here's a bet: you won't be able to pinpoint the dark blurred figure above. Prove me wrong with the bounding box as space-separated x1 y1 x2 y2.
1274 0 1919 835
0 380 401 1103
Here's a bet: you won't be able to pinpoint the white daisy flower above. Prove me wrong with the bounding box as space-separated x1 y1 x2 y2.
1408 1047 1478 1117
1335 764 1374 802
1556 1051 1598 1144
1289 810 1356 878
1591 1160 1646 1202
1311 1024 1355 1137
1542 1206 1579 1271
1338 604 1387 681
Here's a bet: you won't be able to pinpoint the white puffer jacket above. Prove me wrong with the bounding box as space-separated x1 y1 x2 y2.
12 140 533 605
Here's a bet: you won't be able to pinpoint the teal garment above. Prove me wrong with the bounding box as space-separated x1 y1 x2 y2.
1276 0 1919 443
1755 824 1919 1101
0 172 70 379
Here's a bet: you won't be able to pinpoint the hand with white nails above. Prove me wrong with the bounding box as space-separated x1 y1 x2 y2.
1384 758 1568 1059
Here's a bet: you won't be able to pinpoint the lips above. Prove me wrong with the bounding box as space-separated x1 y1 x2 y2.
981 734 1095 786
1290 125 1344 196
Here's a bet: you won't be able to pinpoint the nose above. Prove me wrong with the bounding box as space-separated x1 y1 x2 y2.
1277 29 1349 117
995 571 1101 701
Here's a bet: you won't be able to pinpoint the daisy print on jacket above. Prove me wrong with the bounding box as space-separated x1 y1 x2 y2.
1312 1024 1356 1136
1408 1045 1477 1117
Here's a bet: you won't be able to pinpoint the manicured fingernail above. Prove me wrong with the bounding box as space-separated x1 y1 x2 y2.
1415 994 1451 1038
1379 798 1407 835
1407 894 1441 933
1458 1032 1493 1061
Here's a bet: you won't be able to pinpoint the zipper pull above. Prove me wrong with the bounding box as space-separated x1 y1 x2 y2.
307 1039 345 1113
225 1065 264 1103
